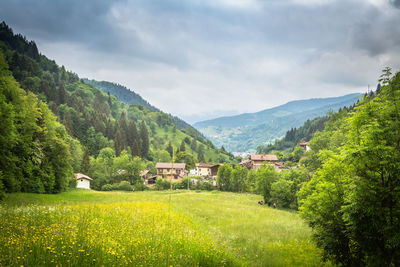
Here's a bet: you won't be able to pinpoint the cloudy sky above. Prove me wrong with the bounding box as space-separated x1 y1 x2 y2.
1 0 400 123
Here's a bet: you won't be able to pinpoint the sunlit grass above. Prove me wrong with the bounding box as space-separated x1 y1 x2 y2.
1 190 330 266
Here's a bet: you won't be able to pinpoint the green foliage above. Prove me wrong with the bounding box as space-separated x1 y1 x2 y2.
81 147 91 173
201 181 214 191
0 21 229 166
101 181 133 191
0 171 5 201
0 49 73 194
133 181 149 191
175 151 196 170
300 71 400 266
216 164 232 191
173 178 193 190
254 165 278 204
230 166 248 193
154 178 171 190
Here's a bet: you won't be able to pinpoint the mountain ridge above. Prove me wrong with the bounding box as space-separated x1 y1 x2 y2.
194 93 362 152
194 93 361 128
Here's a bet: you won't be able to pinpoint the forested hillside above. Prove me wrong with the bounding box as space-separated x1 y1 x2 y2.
83 78 208 144
256 115 329 154
298 68 400 266
0 50 73 197
0 21 234 196
83 79 158 112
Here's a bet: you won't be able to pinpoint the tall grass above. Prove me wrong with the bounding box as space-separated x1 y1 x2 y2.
1 190 330 266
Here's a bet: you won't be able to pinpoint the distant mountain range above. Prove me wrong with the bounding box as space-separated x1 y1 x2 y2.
193 93 363 152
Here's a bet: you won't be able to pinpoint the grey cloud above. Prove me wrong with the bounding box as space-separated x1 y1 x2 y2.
1 0 399 117
391 0 400 8
350 6 400 56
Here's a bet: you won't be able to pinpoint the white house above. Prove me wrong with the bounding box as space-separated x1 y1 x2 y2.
189 163 217 177
75 173 93 189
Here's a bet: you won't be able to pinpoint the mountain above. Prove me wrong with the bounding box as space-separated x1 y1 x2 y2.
82 78 208 144
82 79 159 112
194 93 362 152
0 21 233 169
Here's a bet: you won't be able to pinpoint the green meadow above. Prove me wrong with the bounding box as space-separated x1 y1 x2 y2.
0 190 330 266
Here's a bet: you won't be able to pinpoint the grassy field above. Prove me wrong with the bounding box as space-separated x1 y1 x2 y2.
0 190 330 266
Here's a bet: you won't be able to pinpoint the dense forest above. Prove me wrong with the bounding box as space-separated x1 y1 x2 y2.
298 68 400 266
256 115 329 154
83 78 210 147
0 22 235 197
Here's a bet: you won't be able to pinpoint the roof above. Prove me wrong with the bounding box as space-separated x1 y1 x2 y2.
250 154 278 161
196 163 214 168
155 162 186 169
75 173 93 181
299 141 310 146
140 170 150 176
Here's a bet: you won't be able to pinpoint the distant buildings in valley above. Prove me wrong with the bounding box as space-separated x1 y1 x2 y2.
239 154 287 172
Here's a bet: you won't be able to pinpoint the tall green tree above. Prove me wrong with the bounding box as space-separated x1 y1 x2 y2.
217 164 232 191
166 141 173 158
139 121 149 158
81 147 91 174
231 166 248 192
300 71 400 266
179 140 186 152
255 165 278 204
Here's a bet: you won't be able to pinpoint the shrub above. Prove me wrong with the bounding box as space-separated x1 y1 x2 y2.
68 177 77 189
155 178 171 190
133 181 148 191
101 184 113 191
117 181 133 191
201 181 214 191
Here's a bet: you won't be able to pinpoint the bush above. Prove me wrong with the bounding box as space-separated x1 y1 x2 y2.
133 181 148 191
155 178 171 190
201 181 214 191
68 177 77 189
101 184 114 191
101 181 133 191
117 181 133 191
173 178 193 190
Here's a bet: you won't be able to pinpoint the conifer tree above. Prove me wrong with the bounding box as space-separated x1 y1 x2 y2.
179 140 186 152
114 129 124 157
81 147 91 173
198 152 205 163
166 141 173 157
139 121 149 158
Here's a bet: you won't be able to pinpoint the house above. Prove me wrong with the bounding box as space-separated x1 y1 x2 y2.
75 173 93 189
299 141 311 151
239 159 253 170
249 154 279 170
192 163 213 176
273 161 289 172
210 164 220 176
189 164 221 178
155 162 186 181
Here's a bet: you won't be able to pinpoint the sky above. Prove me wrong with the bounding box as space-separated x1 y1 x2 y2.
1 0 400 123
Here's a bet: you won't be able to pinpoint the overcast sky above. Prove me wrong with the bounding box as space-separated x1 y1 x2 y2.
1 0 400 123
